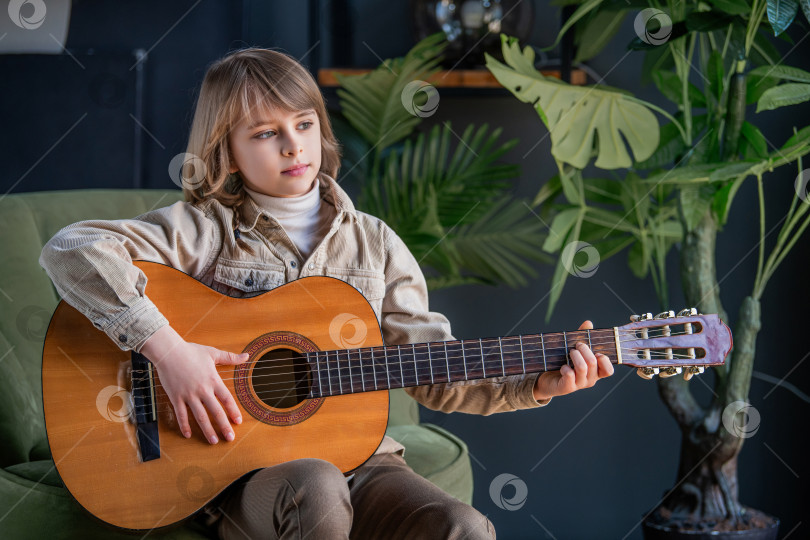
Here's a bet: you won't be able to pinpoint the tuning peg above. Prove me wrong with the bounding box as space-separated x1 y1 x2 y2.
683 366 704 381
636 367 659 379
655 310 675 319
677 308 698 317
630 313 653 322
659 367 682 378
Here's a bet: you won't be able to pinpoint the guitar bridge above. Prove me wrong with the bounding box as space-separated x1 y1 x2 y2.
131 352 160 462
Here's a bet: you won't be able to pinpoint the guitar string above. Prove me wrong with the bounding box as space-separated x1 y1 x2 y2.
134 354 709 415
132 348 707 409
131 333 621 375
130 335 700 386
129 329 702 379
135 352 708 409
127 324 701 371
131 339 707 390
131 355 585 413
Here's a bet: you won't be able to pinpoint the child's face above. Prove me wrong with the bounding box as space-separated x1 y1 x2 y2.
228 104 322 197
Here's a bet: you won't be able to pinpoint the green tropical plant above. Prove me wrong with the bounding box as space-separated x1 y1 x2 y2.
487 0 810 534
328 33 551 290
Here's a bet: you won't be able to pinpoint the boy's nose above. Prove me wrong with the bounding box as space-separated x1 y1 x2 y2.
283 144 303 156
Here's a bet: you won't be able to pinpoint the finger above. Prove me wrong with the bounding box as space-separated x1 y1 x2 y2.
216 351 250 365
569 349 588 387
576 342 598 386
577 320 593 331
202 392 235 442
596 354 614 378
214 382 243 426
559 364 575 382
172 398 192 438
189 399 219 444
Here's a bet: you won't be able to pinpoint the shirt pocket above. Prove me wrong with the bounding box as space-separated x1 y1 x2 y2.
214 258 286 297
324 267 387 317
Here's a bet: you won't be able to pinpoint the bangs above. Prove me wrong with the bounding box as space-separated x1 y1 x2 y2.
226 66 317 134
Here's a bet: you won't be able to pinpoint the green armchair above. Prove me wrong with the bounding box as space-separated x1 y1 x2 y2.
0 189 473 539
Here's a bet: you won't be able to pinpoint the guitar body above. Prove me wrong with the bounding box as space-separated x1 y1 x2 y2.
42 261 388 530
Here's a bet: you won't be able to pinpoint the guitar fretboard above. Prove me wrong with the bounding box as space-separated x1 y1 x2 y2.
305 329 618 397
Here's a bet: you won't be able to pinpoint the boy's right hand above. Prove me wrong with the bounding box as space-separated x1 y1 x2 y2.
139 325 249 444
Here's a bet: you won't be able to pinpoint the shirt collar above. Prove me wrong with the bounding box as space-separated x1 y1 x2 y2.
238 172 357 233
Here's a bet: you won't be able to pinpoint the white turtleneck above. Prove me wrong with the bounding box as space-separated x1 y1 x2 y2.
243 179 333 259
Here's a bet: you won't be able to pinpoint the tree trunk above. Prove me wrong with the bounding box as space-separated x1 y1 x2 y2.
650 211 763 528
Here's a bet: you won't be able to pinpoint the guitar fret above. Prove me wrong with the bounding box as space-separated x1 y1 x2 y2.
315 352 322 398
412 343 418 386
381 347 391 389
396 344 403 385
427 344 434 384
380 347 391 388
587 329 592 351
519 335 525 374
370 348 377 391
462 343 468 380
328 351 334 396
337 350 344 394
563 332 571 366
540 334 547 372
359 348 365 392
499 337 505 376
444 342 450 383
397 345 405 388
347 350 354 394
479 338 486 378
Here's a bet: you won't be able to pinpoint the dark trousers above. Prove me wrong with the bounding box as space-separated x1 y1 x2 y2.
215 453 496 539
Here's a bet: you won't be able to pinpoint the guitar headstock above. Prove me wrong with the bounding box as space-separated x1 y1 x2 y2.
617 308 732 381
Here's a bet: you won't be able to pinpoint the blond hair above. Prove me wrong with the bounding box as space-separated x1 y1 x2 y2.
183 47 342 254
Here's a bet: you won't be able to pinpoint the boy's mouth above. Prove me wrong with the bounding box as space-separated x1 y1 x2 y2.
281 164 309 176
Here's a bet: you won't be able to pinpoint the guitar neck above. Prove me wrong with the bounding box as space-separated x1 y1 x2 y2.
305 328 619 397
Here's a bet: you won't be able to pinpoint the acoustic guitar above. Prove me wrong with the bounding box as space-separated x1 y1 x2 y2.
42 261 732 531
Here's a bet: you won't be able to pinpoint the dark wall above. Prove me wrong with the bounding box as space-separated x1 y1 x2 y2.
3 1 808 538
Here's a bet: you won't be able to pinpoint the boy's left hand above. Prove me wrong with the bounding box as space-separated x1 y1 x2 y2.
533 320 614 402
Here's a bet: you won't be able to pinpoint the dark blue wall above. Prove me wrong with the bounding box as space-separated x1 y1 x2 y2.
3 1 808 538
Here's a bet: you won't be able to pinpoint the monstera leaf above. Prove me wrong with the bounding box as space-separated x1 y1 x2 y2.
485 34 660 170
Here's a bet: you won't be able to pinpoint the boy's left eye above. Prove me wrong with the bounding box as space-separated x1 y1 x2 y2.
256 121 313 139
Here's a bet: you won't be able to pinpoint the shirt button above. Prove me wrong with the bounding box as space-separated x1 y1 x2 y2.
244 278 254 286
308 263 315 270
118 334 128 343
290 261 297 268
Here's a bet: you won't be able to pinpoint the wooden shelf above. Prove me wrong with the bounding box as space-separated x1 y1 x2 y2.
317 67 588 88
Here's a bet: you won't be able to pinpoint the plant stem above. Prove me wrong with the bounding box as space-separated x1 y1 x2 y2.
758 157 809 295
753 174 765 292
760 209 810 295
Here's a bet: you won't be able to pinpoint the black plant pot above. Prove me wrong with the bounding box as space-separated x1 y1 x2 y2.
642 519 779 540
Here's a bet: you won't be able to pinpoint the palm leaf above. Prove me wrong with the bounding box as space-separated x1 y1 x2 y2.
335 33 447 151
357 124 543 289
360 123 519 232
444 197 550 289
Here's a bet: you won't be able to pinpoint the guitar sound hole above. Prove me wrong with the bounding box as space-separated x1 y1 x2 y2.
251 348 312 409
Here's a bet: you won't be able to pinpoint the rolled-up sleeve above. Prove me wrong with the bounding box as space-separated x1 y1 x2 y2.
380 226 550 415
39 201 221 353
